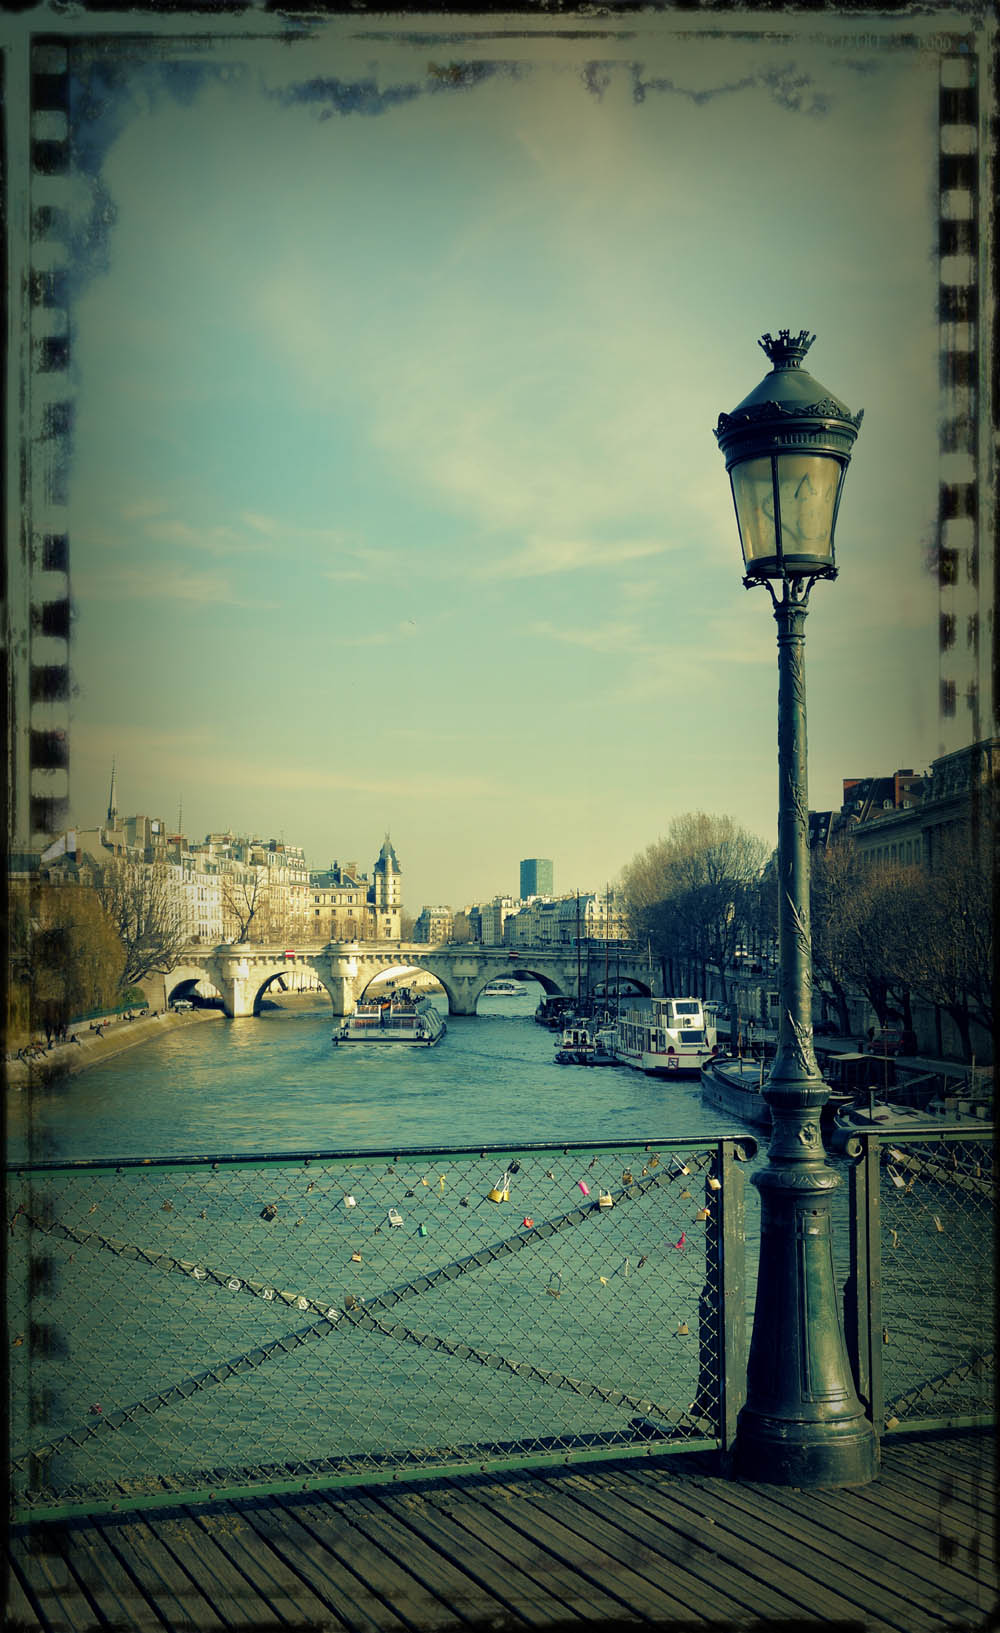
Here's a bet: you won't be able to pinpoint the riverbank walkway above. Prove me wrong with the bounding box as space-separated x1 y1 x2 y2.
8 1428 994 1630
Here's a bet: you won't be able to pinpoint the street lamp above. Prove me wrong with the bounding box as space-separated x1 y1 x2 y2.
714 329 877 1487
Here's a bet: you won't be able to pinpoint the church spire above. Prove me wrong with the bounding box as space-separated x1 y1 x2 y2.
107 758 119 826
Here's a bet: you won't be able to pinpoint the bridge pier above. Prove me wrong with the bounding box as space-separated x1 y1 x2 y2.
325 976 356 1017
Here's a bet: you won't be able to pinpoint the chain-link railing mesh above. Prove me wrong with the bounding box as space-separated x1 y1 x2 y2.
873 1131 994 1430
8 1139 749 1513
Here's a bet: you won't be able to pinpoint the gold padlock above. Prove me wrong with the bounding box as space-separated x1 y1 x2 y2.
696 1207 710 1221
598 1191 613 1209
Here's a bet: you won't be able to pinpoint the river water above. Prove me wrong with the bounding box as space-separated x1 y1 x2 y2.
7 984 753 1163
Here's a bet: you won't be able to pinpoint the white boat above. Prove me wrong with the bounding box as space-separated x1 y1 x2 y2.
334 990 446 1047
612 997 715 1077
481 979 528 997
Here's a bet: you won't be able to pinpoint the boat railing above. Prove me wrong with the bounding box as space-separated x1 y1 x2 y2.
6 1127 992 1521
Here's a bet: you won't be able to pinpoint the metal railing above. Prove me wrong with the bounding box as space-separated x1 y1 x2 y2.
843 1126 994 1437
7 1136 755 1519
7 1125 993 1520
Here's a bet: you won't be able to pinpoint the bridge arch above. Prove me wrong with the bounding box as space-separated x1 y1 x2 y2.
166 965 224 1007
253 968 336 1015
235 960 340 1017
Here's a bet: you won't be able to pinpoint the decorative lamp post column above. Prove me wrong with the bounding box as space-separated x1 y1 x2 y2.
714 329 878 1487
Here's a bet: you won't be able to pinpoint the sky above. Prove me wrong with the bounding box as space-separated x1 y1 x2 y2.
51 13 957 911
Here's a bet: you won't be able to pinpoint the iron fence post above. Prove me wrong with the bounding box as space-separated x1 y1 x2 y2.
719 1138 748 1468
844 1133 884 1435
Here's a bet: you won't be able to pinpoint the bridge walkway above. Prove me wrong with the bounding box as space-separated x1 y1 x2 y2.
9 1429 994 1630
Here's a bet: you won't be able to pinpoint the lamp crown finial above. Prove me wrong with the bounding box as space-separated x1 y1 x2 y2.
759 329 815 368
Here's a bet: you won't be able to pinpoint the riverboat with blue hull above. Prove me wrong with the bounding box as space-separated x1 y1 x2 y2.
613 997 715 1077
334 990 446 1047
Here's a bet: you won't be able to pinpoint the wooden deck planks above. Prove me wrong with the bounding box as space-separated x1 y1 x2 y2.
856 1468 997 1566
320 1489 518 1627
766 1466 996 1587
57 1526 166 1631
420 1476 642 1625
182 1507 337 1628
433 1473 684 1623
524 1468 805 1625
274 1491 473 1631
599 1467 896 1629
10 1530 103 1633
665 1474 975 1631
361 1487 574 1627
8 1431 996 1632
232 1494 412 1631
892 1438 996 1512
91 1515 232 1632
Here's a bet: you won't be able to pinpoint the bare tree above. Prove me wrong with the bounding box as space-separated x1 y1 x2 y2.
220 869 267 943
92 858 190 994
884 829 993 1056
450 910 472 944
621 813 769 998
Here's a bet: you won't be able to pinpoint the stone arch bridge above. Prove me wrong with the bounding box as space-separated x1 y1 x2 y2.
167 942 654 1019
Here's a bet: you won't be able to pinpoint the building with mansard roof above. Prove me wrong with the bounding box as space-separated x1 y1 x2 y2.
809 737 997 870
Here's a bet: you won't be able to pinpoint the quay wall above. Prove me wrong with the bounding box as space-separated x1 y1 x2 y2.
6 1006 223 1089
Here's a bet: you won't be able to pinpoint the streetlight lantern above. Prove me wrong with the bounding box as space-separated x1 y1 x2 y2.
715 329 862 584
714 330 877 1489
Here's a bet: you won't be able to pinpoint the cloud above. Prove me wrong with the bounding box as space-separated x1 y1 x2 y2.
119 497 169 522
74 723 499 803
73 563 272 609
527 618 641 654
142 518 257 554
240 512 355 549
475 535 670 580
335 621 420 648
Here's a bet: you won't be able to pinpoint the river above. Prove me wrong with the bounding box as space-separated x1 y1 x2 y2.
7 984 754 1163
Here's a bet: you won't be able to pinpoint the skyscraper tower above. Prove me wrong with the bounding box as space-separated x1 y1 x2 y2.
106 759 119 828
519 858 553 899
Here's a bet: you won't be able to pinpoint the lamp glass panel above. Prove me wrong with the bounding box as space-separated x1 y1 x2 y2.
773 453 843 563
730 456 777 567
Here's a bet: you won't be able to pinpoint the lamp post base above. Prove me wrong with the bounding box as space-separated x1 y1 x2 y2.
734 1408 878 1488
734 1155 879 1488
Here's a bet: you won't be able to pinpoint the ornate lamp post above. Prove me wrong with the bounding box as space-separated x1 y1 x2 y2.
714 330 878 1487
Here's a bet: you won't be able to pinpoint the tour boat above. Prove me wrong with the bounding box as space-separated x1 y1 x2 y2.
334 990 446 1047
612 997 715 1077
481 979 527 997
